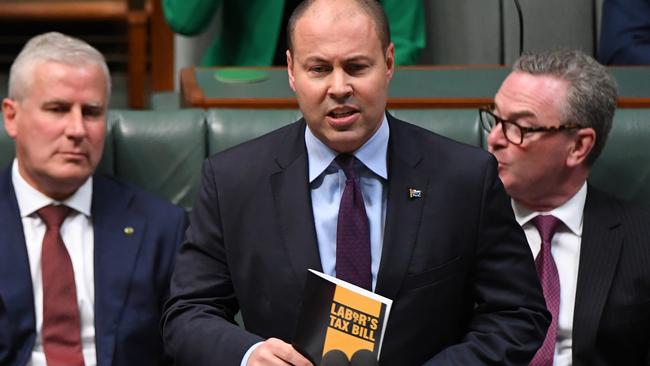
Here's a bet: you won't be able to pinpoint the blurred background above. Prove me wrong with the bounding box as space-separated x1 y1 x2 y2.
0 0 612 110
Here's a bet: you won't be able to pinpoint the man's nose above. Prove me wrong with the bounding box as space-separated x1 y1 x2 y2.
327 70 353 101
486 123 507 152
65 108 88 139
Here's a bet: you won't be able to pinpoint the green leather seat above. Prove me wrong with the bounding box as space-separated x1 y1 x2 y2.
207 109 302 155
2 108 650 210
110 109 206 211
590 109 650 205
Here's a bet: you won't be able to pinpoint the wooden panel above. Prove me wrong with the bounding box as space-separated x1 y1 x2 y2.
127 10 148 108
150 0 174 91
0 1 128 20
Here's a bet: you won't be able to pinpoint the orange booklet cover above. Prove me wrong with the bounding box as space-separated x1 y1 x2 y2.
292 269 392 365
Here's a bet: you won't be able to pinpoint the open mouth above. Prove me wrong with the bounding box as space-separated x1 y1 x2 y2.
328 110 357 118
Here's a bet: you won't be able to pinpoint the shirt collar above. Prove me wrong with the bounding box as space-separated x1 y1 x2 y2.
12 159 93 218
512 181 587 235
305 113 389 182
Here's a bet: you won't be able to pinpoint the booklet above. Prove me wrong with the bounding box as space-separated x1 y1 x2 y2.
292 269 392 365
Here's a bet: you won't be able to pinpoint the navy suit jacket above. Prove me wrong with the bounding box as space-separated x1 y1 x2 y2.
598 0 650 65
571 186 650 365
0 166 188 366
162 114 550 365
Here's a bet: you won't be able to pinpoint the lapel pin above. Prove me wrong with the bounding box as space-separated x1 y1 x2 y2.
123 226 135 236
408 188 422 199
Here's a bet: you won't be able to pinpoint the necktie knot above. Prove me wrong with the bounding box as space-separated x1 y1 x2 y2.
37 204 72 229
532 214 561 244
336 154 357 181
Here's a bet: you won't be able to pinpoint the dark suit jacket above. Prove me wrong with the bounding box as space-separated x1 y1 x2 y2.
598 0 650 65
162 114 550 365
0 166 188 366
572 186 650 365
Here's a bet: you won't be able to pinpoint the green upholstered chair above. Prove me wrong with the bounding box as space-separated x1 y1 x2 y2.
206 109 303 155
388 109 481 147
2 108 650 210
0 114 14 171
590 109 650 205
109 109 207 211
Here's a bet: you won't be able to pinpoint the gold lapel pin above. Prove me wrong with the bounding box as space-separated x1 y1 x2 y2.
408 188 422 199
123 226 135 236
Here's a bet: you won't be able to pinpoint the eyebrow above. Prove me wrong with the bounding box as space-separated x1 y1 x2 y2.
493 106 537 121
41 99 105 109
301 55 375 64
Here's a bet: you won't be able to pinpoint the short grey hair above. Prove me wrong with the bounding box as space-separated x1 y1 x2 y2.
8 32 111 101
513 48 618 166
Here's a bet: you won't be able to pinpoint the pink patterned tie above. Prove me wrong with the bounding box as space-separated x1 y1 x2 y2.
38 204 85 366
335 154 372 290
530 215 562 366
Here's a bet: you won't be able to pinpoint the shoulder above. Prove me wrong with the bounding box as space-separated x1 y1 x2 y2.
586 185 650 232
205 119 305 175
388 114 496 170
93 174 186 220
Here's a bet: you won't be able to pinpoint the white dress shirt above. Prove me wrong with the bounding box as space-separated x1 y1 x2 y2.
12 160 97 366
512 182 587 366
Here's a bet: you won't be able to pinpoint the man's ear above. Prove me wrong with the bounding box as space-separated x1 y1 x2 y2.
2 98 18 139
567 127 596 167
286 50 296 92
385 42 395 81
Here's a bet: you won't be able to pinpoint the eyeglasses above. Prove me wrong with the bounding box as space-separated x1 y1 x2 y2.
479 107 584 145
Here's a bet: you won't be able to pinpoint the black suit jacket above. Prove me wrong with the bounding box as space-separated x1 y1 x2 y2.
0 166 188 365
162 114 550 365
572 186 650 365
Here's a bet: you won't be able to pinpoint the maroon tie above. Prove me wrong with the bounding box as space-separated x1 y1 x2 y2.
335 154 372 290
530 215 562 366
38 204 85 366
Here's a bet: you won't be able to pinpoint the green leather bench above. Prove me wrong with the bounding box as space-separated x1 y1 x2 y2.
1 108 649 210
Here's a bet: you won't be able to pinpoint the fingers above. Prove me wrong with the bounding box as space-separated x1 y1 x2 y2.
247 338 313 366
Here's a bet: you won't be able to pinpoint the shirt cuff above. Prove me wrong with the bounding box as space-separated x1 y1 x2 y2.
241 341 264 366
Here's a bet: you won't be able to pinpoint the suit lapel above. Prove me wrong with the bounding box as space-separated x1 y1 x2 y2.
375 116 428 300
270 120 322 288
572 186 623 360
91 176 145 366
0 166 36 364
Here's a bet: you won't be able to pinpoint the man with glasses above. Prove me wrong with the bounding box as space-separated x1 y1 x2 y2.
483 48 650 365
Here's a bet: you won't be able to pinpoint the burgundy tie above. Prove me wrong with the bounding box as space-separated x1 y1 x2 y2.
530 215 562 366
38 204 85 366
335 154 372 290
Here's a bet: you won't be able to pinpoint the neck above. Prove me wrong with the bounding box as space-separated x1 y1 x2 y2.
517 177 587 212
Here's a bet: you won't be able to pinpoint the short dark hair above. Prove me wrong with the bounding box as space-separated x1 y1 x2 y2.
286 0 391 54
513 48 618 166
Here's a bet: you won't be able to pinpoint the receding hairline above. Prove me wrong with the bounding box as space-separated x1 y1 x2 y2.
286 0 391 54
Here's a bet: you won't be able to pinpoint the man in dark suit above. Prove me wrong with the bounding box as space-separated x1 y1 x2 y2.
598 0 650 65
484 48 650 365
162 1 550 365
0 32 187 365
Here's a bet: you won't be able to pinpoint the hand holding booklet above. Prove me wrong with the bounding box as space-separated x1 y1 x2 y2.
292 269 392 366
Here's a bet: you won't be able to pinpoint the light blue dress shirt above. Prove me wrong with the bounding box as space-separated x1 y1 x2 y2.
240 115 389 365
306 114 389 291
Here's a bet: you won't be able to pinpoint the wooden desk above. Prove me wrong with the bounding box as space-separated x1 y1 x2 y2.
180 66 650 109
0 0 155 109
